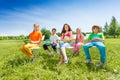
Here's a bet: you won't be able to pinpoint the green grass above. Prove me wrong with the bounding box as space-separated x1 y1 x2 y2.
0 39 120 80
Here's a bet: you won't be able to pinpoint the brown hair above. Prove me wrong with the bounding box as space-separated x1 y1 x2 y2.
61 24 72 34
92 25 100 32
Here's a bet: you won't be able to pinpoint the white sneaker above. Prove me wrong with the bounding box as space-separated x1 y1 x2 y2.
97 62 104 67
85 59 91 64
64 59 68 64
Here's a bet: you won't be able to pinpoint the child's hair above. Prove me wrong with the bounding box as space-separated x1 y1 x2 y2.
33 23 39 27
76 28 81 33
92 25 100 32
52 28 56 31
61 24 72 34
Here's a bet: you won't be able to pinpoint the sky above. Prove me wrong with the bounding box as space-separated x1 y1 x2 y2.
0 0 120 36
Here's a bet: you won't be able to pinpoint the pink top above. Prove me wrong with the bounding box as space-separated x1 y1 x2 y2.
62 32 71 39
76 33 84 43
63 32 70 37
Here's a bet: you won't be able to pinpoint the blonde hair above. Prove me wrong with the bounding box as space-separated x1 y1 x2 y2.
76 28 81 34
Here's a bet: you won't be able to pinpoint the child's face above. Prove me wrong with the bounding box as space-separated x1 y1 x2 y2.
34 24 39 31
52 30 56 35
76 28 81 34
93 28 99 33
64 25 69 31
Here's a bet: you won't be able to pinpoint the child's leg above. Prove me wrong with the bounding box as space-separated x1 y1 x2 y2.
61 46 67 60
61 43 70 61
23 43 39 58
59 42 64 55
83 42 93 59
51 43 57 52
43 44 51 52
75 42 83 52
94 42 106 62
20 44 27 54
72 43 77 52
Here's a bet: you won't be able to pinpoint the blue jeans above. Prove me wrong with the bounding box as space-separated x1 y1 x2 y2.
59 42 70 55
43 43 57 51
83 42 106 62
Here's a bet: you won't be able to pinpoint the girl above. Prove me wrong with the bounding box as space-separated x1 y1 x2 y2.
58 24 73 64
20 24 42 61
72 28 84 53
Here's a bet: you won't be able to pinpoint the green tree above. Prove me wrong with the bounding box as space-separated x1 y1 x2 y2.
41 28 51 40
116 25 120 37
108 16 119 38
103 22 109 35
56 32 61 37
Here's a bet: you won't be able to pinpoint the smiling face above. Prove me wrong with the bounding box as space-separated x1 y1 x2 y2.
92 25 100 34
64 25 69 31
93 28 99 33
52 29 56 35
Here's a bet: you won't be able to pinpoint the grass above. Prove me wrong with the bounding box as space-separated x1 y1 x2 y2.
0 39 120 80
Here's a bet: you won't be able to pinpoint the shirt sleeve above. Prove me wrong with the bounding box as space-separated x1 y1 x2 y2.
87 34 92 40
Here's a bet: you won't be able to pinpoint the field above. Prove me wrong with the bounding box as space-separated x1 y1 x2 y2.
0 39 120 80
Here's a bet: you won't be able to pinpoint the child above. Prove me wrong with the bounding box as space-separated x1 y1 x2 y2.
83 25 106 67
58 24 73 64
72 28 84 53
20 24 42 61
43 28 59 54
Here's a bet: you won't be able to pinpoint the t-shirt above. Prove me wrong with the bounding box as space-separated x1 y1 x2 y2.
50 34 59 43
29 31 42 41
88 33 104 42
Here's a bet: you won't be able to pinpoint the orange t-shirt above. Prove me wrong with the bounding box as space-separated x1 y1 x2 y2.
29 31 42 41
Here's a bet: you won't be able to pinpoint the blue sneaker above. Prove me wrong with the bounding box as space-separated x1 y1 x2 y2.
85 59 91 64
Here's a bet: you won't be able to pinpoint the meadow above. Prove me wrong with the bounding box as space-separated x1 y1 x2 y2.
0 39 120 80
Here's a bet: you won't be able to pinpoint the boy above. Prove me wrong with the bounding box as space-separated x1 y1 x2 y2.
83 25 106 67
43 28 58 55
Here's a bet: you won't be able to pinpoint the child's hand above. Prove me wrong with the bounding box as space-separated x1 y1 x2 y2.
92 38 100 41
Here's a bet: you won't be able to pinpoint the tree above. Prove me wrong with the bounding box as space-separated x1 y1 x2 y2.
116 25 120 37
41 28 51 40
56 32 61 37
108 16 119 38
103 22 109 35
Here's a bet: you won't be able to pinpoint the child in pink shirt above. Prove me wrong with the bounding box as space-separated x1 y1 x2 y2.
72 28 84 53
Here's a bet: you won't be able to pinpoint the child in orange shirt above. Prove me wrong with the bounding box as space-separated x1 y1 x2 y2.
20 24 42 61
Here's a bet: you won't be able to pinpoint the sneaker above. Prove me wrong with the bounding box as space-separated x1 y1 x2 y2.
85 59 91 64
97 62 104 67
30 56 36 62
64 59 68 64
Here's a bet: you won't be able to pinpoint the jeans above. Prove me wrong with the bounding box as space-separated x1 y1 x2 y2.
59 41 70 55
43 43 57 51
83 42 106 62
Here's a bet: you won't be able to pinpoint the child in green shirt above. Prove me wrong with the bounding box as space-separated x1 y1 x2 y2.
84 25 106 67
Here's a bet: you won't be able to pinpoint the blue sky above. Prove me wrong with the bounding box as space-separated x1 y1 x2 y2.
0 0 120 36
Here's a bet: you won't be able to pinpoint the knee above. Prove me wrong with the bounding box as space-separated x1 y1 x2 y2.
43 44 46 47
83 45 88 49
99 45 106 49
61 47 65 50
24 45 29 48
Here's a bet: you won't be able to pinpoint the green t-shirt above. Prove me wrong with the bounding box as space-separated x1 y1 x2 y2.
46 39 51 45
88 33 104 42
